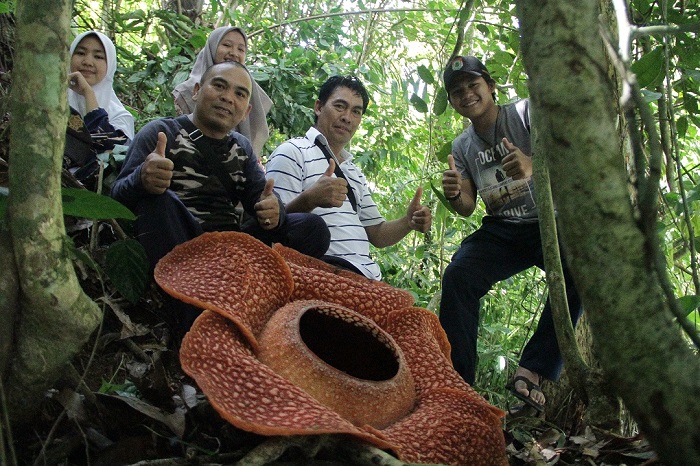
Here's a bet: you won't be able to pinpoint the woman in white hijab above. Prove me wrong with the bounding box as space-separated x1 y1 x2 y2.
68 31 135 144
172 26 272 157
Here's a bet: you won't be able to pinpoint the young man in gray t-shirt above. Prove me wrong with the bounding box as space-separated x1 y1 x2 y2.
439 56 584 413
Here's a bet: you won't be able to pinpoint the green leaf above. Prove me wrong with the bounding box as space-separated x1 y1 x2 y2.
631 48 664 89
640 89 662 103
410 93 428 113
436 140 452 163
677 116 688 138
289 47 304 59
676 295 700 316
69 240 102 275
683 95 698 114
683 69 700 81
417 65 435 84
686 184 700 204
664 191 680 211
62 188 136 220
105 239 150 304
433 87 448 116
430 181 456 213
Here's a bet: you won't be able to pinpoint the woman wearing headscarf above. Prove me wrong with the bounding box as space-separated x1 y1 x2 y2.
172 26 272 157
68 30 135 145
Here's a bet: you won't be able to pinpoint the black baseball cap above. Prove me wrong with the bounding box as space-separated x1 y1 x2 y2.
443 56 491 91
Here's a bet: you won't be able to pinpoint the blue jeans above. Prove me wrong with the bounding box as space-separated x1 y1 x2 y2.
438 218 583 385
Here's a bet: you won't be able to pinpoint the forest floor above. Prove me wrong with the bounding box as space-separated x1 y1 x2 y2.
5 249 663 466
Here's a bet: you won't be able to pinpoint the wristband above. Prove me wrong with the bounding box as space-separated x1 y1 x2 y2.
445 192 461 201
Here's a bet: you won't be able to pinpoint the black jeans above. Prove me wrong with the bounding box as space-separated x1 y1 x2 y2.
133 190 330 333
438 218 583 385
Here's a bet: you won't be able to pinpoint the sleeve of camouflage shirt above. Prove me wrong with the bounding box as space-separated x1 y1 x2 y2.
110 119 175 210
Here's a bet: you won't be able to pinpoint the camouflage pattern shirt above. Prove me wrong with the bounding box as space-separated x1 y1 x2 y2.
111 117 280 231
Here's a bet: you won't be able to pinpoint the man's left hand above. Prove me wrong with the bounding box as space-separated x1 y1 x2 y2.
407 186 432 233
255 179 280 230
501 137 533 180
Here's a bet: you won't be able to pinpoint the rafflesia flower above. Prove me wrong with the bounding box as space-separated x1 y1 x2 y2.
154 231 508 465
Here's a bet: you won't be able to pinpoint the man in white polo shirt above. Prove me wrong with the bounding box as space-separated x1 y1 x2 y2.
266 75 432 280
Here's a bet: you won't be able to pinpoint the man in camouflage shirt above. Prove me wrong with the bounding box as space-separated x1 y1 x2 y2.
112 61 329 331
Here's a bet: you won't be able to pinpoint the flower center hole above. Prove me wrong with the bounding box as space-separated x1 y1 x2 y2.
299 309 399 381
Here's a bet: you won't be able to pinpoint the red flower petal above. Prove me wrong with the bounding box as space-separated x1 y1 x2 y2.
180 311 395 450
384 308 498 406
154 232 293 349
272 245 415 326
273 243 367 282
369 388 509 466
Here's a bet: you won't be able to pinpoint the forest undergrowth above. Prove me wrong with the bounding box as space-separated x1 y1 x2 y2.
0 211 663 466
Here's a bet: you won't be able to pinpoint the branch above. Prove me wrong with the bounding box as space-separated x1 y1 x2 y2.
449 0 477 59
234 435 406 466
601 6 700 348
634 22 700 38
532 147 589 401
248 8 429 38
0 377 18 466
247 7 518 39
235 435 322 465
659 19 700 297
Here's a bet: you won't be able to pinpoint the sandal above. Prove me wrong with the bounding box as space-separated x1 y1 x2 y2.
506 375 545 413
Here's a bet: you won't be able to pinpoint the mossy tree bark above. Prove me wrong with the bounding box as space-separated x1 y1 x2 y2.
163 0 204 21
0 222 19 377
1 0 101 424
517 0 700 463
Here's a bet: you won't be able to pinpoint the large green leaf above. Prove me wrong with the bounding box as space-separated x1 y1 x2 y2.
430 180 456 214
417 64 435 85
105 239 150 304
631 48 664 89
1 187 135 221
686 184 700 206
677 295 700 316
410 93 428 113
62 188 136 220
677 116 688 138
433 87 448 116
436 140 452 163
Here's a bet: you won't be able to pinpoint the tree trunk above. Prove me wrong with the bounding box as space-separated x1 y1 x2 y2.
545 315 621 432
517 0 700 464
0 222 19 377
3 0 101 424
162 0 203 22
0 13 14 74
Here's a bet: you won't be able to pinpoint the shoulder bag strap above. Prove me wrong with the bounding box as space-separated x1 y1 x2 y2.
314 135 358 212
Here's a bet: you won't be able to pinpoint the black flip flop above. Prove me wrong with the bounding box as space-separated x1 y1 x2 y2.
506 375 545 413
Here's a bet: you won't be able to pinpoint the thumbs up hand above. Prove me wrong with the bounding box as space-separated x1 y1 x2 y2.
406 186 432 233
255 178 280 230
308 159 348 208
323 159 336 177
141 132 175 194
442 154 462 201
500 137 532 180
